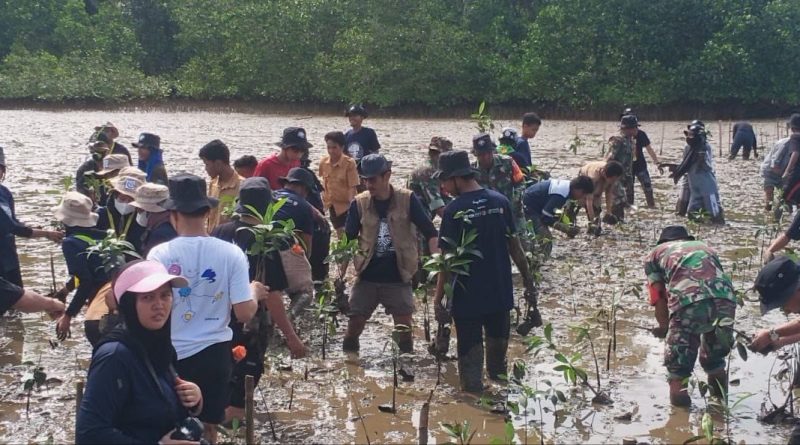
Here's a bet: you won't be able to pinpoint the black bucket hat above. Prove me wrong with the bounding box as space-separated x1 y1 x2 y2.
161 173 219 213
236 177 273 216
619 115 640 129
345 104 368 117
276 127 313 150
472 133 497 154
279 167 316 191
359 154 392 179
432 150 478 180
755 256 800 315
132 132 161 151
657 225 695 245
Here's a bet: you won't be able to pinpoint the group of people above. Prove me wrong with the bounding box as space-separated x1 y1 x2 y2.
2 107 800 443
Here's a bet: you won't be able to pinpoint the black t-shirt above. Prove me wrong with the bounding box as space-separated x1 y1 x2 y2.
274 189 314 237
345 193 436 283
344 127 380 161
0 276 24 316
633 130 652 172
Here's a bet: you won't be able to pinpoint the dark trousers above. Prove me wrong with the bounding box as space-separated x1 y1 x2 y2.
310 226 331 282
453 311 510 357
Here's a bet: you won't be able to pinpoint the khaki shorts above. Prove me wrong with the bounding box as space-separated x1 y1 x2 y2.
348 280 415 317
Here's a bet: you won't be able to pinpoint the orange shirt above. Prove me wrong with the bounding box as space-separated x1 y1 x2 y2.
318 155 359 215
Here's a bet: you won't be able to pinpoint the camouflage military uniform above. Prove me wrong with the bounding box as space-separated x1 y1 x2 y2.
473 154 525 225
607 135 635 208
407 161 449 220
644 240 737 379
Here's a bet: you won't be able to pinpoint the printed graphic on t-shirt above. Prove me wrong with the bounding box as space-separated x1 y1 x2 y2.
347 143 363 160
375 219 395 257
168 263 224 322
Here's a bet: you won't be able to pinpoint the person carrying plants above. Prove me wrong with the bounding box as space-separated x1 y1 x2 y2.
521 176 594 257
432 150 536 392
622 110 660 208
133 132 168 185
255 127 309 190
643 225 737 407
471 133 527 232
574 160 625 235
407 136 453 221
341 154 438 354
605 114 638 222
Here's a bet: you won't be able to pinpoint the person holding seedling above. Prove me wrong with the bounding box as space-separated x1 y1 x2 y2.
643 225 736 407
433 150 536 392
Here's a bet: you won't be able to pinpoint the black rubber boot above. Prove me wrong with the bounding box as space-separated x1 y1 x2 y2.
485 337 509 381
644 189 656 208
675 199 689 217
458 344 485 393
342 336 360 353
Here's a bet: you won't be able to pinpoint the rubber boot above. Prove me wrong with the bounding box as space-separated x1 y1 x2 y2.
458 344 485 393
675 199 689 217
644 189 656 208
394 329 414 355
485 337 509 381
342 336 360 353
669 379 691 407
708 372 728 400
611 204 625 223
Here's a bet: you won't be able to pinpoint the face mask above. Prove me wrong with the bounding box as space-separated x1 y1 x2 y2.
115 200 135 215
136 211 148 226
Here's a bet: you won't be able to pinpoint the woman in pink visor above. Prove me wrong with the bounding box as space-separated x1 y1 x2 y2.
76 260 204 444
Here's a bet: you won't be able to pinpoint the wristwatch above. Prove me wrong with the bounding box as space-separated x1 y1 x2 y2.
769 328 780 342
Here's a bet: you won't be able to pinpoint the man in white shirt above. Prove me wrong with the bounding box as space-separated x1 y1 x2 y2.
148 173 260 442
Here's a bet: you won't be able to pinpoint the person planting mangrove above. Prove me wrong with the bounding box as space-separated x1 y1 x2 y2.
513 112 541 169
432 150 536 392
729 121 758 160
77 151 130 206
521 176 593 256
407 136 453 221
0 277 65 318
760 117 795 212
97 170 146 254
255 126 310 190
341 154 439 354
0 146 64 288
624 110 660 208
471 133 526 231
344 104 381 162
53 192 109 344
76 259 204 444
233 155 258 179
320 131 360 236
93 121 132 164
211 177 307 421
643 225 736 407
199 139 242 231
605 114 638 221
147 173 260 443
133 132 168 185
576 160 625 235
668 122 725 224
130 183 177 257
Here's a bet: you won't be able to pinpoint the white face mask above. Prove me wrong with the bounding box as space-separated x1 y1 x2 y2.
115 200 135 215
136 211 148 226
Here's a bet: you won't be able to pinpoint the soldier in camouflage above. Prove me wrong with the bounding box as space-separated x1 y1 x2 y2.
643 225 736 407
605 115 638 223
407 136 453 220
470 133 526 229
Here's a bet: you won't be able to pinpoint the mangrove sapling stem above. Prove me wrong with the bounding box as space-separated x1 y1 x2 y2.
288 382 294 410
587 333 601 391
351 394 371 445
257 383 278 441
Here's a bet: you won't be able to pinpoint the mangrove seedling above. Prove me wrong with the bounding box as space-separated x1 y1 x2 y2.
325 234 362 312
379 324 413 413
77 229 141 275
415 282 433 343
21 358 47 417
470 101 494 134
219 194 237 219
240 198 298 283
441 420 476 445
308 280 338 359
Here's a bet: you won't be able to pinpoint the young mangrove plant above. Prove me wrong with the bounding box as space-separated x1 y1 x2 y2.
325 234 362 313
441 420 477 445
239 198 297 283
77 229 141 274
470 101 494 134
308 280 338 359
379 324 413 414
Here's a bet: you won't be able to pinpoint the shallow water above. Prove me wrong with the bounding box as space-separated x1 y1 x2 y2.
0 109 796 443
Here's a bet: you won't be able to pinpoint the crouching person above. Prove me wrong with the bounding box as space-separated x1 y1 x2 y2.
76 260 203 444
644 226 736 406
432 151 535 393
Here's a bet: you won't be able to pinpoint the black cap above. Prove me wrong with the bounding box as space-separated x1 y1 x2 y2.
161 173 219 213
789 114 800 130
131 132 161 150
236 177 273 217
685 123 706 138
359 154 392 178
471 133 496 153
432 150 478 180
755 256 800 315
279 167 316 191
657 225 695 245
345 104 368 117
689 120 706 130
619 115 640 129
276 127 313 150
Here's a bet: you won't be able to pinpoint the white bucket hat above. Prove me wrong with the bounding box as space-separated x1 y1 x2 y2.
130 183 169 213
95 154 131 176
54 192 99 228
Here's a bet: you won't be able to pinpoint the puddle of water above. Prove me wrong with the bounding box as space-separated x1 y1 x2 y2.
0 110 796 443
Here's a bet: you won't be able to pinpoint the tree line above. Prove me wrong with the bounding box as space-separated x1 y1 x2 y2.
0 0 798 110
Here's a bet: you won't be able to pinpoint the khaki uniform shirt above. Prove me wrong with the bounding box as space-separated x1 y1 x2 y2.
207 172 243 230
319 155 359 216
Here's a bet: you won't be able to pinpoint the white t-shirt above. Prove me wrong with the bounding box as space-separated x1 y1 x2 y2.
148 236 252 360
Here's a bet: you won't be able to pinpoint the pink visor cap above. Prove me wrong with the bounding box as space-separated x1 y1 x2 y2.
113 260 189 303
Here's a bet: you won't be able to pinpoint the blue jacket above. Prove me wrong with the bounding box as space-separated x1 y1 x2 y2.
0 184 32 277
522 179 570 226
76 341 187 444
62 227 108 317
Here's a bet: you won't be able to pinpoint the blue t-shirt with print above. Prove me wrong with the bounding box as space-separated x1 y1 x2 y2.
438 188 515 318
344 127 380 161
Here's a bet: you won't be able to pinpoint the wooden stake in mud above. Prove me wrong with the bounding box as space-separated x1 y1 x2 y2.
245 375 255 445
418 398 431 445
718 120 724 157
659 123 665 156
727 121 732 154
75 380 84 430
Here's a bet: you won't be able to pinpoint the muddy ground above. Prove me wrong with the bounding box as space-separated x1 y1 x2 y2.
0 109 796 444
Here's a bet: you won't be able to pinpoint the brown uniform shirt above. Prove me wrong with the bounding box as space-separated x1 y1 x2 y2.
319 155 359 216
207 172 243 230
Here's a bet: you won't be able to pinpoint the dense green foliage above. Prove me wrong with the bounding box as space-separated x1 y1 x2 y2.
0 0 798 107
